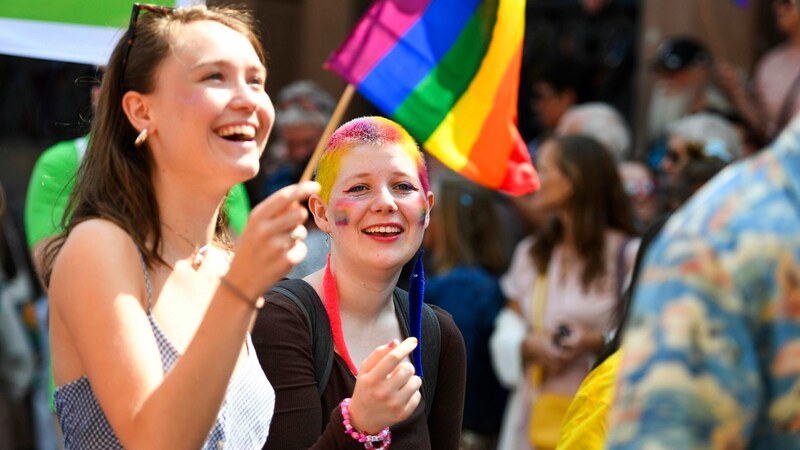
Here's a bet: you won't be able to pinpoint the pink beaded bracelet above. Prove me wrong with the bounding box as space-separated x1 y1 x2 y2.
339 398 392 449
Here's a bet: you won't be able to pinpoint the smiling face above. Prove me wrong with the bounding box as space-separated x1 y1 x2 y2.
137 19 274 189
311 141 434 272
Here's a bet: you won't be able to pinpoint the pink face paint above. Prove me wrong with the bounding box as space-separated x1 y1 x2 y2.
332 199 356 226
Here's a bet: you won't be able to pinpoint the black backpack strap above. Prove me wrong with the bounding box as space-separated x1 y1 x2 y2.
268 279 334 398
393 288 441 420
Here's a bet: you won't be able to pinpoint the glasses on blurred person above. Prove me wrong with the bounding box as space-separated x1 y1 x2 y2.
120 3 175 90
624 179 656 198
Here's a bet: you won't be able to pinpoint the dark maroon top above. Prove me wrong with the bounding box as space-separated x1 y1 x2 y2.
252 283 466 450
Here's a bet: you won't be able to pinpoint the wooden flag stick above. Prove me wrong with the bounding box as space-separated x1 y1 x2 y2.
299 83 356 183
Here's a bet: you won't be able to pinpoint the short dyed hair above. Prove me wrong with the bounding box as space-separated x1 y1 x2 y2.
314 116 429 202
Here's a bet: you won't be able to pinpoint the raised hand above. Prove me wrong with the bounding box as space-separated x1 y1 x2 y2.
225 181 319 299
347 337 423 435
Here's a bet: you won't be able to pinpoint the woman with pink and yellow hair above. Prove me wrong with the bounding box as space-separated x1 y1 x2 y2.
253 116 466 449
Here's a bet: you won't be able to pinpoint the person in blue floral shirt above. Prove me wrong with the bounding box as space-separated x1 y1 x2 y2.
607 117 800 449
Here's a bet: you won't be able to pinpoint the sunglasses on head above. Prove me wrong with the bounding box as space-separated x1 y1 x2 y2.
119 3 175 91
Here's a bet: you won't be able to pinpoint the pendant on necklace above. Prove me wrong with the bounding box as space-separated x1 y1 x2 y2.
191 244 210 270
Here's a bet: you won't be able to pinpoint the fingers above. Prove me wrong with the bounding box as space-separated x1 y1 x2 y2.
393 378 422 417
283 225 308 251
359 339 399 374
347 338 421 433
252 181 320 218
383 360 414 389
367 337 418 380
247 182 317 242
288 225 307 242
225 182 319 296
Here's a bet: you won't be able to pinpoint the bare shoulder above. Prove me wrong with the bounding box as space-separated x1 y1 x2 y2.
50 219 145 313
53 218 142 276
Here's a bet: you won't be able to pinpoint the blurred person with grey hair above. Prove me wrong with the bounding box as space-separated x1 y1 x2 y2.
276 80 335 117
556 102 632 162
260 80 334 200
660 112 743 188
646 37 734 147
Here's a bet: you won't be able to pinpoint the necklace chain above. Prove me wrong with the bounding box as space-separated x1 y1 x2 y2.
161 223 211 270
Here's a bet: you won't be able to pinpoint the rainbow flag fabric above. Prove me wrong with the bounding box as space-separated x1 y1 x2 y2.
326 0 539 196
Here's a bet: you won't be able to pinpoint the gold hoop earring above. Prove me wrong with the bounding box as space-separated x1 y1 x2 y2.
134 128 149 147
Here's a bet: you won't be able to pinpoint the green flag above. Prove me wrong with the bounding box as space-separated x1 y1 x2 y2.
0 0 200 64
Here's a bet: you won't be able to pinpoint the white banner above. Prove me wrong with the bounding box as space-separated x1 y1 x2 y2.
0 0 203 65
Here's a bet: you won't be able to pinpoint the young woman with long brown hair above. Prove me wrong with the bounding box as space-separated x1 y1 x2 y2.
43 4 318 449
490 135 639 450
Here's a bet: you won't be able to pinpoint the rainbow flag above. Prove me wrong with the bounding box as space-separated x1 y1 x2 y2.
326 0 539 196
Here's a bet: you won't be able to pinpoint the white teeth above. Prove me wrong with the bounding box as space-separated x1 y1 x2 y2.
364 226 401 234
217 124 256 139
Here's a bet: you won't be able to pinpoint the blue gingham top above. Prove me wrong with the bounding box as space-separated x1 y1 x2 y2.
54 250 275 449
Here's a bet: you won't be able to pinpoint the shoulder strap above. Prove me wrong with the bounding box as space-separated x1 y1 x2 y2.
133 246 153 313
393 288 441 421
616 236 634 299
528 273 548 388
268 279 333 397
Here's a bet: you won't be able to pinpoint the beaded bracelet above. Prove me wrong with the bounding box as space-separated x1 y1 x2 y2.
339 398 391 449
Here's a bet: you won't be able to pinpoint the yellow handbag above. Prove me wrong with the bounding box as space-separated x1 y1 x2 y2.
527 273 572 450
528 392 573 450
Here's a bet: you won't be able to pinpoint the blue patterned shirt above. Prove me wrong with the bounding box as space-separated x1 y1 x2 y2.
607 119 800 449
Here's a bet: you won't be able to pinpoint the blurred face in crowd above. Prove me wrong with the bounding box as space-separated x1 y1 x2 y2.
661 135 690 186
656 66 710 96
281 122 324 166
533 139 573 213
618 161 658 227
531 81 574 130
774 0 800 35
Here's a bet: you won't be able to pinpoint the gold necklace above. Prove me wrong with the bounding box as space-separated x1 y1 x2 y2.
162 223 211 270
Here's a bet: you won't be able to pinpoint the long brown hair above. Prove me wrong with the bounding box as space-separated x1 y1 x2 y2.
42 5 265 286
531 135 637 291
429 173 509 275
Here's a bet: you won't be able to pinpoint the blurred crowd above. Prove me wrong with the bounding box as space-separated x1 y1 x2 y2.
3 0 800 449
